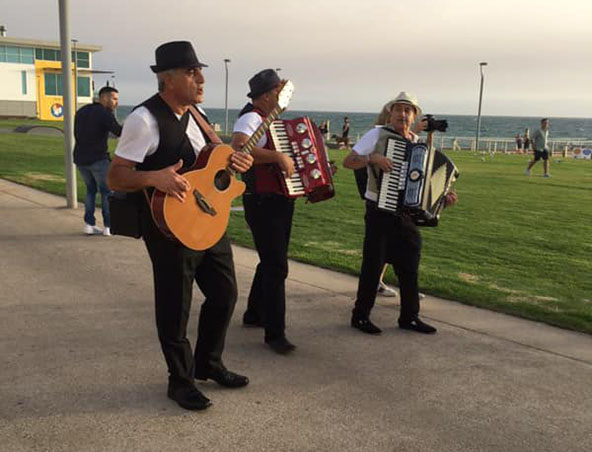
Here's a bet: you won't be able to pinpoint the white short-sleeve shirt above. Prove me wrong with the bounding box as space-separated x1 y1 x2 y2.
115 106 207 163
352 128 381 156
233 111 267 148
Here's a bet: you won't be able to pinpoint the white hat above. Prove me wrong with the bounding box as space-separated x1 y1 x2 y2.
385 91 422 117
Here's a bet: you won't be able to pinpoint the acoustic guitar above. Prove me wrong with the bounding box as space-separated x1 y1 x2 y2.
150 80 294 250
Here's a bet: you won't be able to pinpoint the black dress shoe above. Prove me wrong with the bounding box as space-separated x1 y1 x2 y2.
351 316 382 335
398 317 437 334
265 337 296 354
195 367 249 388
167 384 212 411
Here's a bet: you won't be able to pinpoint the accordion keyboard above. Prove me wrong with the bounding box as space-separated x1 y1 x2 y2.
377 137 409 213
269 122 306 196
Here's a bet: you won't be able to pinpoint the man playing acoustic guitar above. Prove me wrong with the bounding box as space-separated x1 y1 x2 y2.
107 41 253 411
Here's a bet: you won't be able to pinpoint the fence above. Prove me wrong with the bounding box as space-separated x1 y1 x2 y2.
434 136 592 156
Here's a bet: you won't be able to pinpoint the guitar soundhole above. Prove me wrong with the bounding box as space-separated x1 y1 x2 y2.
214 170 231 191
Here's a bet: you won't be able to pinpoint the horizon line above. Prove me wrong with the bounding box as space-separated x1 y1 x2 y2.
114 104 592 120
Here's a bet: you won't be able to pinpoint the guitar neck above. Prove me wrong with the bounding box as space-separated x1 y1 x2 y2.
225 104 284 176
241 104 283 156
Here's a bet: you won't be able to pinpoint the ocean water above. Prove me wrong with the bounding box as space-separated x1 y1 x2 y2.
116 105 592 142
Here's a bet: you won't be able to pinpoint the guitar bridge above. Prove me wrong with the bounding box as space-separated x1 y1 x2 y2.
192 189 217 216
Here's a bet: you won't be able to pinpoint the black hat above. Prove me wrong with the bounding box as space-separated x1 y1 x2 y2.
247 69 281 98
150 41 208 73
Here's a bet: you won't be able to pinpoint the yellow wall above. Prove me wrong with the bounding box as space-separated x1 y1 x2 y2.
34 60 75 121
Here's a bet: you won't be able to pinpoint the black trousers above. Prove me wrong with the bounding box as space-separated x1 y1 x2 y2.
353 202 421 322
140 207 237 388
242 193 295 341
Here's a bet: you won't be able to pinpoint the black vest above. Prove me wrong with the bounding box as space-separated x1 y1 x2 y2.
135 94 210 172
237 103 273 194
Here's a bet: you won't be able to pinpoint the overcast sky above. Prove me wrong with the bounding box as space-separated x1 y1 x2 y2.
3 0 591 117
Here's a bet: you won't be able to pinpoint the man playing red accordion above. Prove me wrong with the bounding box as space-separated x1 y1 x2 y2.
231 69 297 354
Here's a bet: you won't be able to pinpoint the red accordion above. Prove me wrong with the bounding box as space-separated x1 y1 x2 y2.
253 117 335 203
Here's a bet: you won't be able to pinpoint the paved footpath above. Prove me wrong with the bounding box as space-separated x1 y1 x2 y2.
1 178 591 452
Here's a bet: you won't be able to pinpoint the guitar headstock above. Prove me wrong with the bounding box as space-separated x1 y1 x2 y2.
277 80 294 110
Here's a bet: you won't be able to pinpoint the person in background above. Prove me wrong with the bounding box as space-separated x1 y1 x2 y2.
342 116 350 148
74 86 122 236
343 91 457 335
319 120 328 138
107 41 253 411
523 129 531 153
515 133 523 153
525 118 551 177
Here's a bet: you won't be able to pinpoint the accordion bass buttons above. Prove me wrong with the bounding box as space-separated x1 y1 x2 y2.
296 123 308 134
306 153 317 164
301 138 312 149
310 169 322 180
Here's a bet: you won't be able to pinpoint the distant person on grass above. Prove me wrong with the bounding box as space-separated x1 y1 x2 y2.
523 128 531 153
515 133 523 153
343 92 457 335
74 86 122 236
341 116 350 148
525 118 551 177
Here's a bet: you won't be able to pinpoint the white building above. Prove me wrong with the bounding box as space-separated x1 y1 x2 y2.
0 30 102 121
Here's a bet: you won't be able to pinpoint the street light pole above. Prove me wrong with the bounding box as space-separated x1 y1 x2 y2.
72 38 78 109
58 0 77 208
224 58 231 136
475 61 488 152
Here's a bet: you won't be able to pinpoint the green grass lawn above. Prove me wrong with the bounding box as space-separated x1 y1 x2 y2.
0 118 63 130
1 131 591 333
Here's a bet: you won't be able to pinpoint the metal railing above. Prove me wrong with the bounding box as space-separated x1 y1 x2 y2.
434 136 592 155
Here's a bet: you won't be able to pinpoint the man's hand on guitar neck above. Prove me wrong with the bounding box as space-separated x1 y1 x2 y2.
152 159 191 202
229 152 254 173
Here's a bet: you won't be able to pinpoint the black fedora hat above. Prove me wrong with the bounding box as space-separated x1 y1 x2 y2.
247 69 281 98
150 41 208 73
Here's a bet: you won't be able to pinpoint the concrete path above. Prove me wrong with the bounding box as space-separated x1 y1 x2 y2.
1 178 590 452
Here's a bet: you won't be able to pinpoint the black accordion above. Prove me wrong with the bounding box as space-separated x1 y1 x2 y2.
376 132 459 226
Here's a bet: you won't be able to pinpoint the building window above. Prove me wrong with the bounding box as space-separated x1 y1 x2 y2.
77 76 90 97
44 72 63 96
35 47 91 66
76 51 89 68
21 71 27 95
0 46 34 64
21 47 34 64
43 48 57 61
6 46 20 63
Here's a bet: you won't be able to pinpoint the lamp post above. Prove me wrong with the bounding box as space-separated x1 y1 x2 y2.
72 38 78 109
224 58 231 135
58 0 77 208
475 61 488 152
